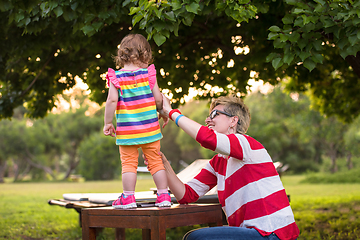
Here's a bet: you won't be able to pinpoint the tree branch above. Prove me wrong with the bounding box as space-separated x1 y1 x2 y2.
19 52 55 98
24 148 56 179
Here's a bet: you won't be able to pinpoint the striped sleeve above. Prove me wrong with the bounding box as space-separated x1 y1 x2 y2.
196 126 244 160
178 161 218 204
196 126 217 151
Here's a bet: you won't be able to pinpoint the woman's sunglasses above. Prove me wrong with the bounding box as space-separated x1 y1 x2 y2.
208 109 240 125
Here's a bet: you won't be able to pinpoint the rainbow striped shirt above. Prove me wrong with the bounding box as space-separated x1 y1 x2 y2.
106 64 162 145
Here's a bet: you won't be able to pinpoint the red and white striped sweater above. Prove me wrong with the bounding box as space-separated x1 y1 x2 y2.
178 126 299 240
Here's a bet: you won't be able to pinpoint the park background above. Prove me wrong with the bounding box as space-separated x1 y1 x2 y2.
1 1 360 239
1 82 360 240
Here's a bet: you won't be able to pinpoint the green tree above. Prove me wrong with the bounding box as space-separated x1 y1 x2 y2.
54 106 103 179
0 103 103 181
246 87 319 173
22 117 59 180
175 100 213 163
78 132 120 180
0 119 25 182
344 115 360 169
1 0 360 123
159 120 183 172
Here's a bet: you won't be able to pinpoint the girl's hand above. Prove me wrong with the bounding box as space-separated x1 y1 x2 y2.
143 153 149 167
103 124 116 137
158 109 169 128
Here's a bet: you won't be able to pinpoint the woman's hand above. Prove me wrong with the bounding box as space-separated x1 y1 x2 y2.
161 93 172 115
143 151 186 200
143 151 168 167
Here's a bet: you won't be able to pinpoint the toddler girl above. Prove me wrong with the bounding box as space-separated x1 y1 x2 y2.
103 33 170 208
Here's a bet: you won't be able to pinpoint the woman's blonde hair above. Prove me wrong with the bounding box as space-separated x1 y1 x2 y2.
210 95 251 134
114 34 152 68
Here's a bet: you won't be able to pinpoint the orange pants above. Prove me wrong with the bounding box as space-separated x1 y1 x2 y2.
119 140 164 175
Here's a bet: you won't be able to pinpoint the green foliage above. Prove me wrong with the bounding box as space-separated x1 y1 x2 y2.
3 84 360 180
295 200 360 240
1 0 360 124
127 0 257 45
0 101 103 181
176 100 213 162
0 119 25 159
246 88 317 173
268 0 360 71
344 115 360 156
302 168 360 184
159 120 184 172
78 132 121 180
267 0 360 122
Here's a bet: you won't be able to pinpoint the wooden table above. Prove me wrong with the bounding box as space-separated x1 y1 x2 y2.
81 204 224 240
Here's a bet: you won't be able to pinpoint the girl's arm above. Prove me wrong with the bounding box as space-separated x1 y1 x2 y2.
103 82 118 137
151 81 163 111
152 82 169 127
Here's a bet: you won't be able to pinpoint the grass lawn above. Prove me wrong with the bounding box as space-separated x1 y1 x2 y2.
283 175 360 239
1 175 360 239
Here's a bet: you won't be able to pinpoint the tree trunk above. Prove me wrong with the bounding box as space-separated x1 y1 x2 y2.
63 149 80 180
17 163 31 181
63 159 81 180
0 160 7 183
314 141 322 164
24 149 56 180
13 161 20 181
329 148 338 173
346 152 353 170
25 157 56 179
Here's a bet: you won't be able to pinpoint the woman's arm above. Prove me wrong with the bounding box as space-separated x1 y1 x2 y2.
159 152 218 204
143 152 186 200
162 94 202 140
160 152 186 200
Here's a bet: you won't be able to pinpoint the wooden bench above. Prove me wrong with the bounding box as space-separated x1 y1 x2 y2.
81 204 224 240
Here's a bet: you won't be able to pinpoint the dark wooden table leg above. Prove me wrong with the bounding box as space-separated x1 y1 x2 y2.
150 215 166 240
81 209 96 240
115 228 125 240
142 229 151 240
81 210 88 239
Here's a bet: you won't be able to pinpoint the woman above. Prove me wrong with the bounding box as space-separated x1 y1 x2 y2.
154 94 299 240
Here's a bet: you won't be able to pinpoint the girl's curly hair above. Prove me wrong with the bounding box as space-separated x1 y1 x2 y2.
114 34 153 68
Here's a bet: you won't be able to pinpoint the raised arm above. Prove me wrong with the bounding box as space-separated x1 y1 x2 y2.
161 94 202 140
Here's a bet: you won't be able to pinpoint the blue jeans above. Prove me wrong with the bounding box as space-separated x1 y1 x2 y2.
183 226 281 240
